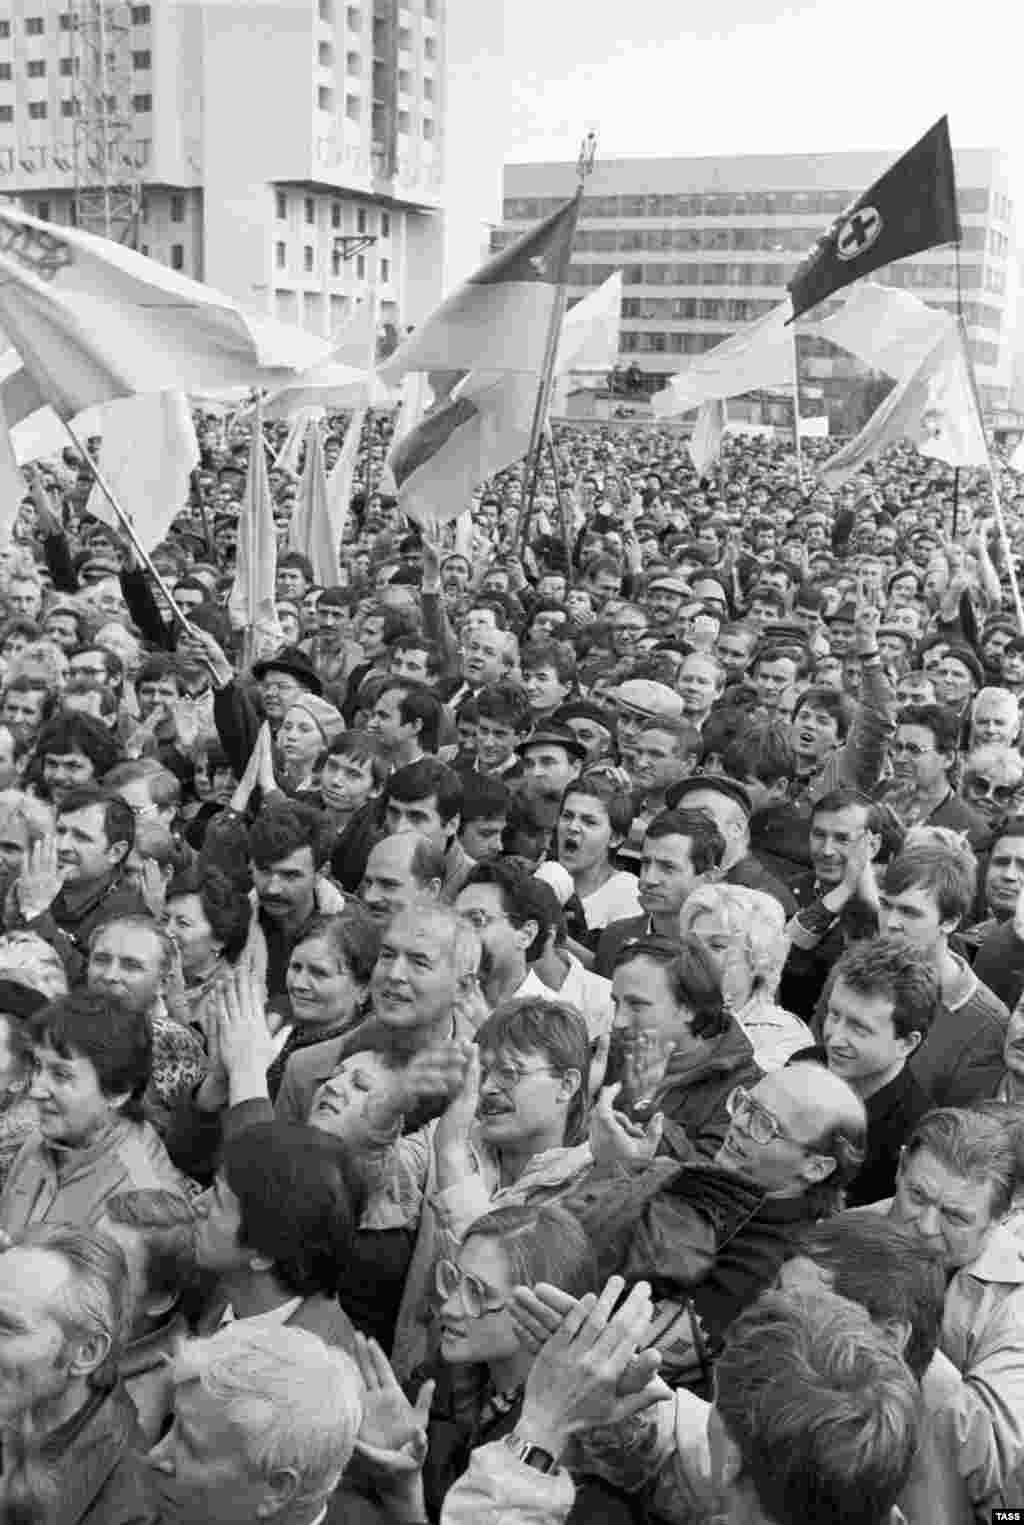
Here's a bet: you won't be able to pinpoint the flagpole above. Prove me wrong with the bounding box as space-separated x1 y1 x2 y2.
62 421 190 627
790 326 804 487
546 426 575 588
517 132 594 558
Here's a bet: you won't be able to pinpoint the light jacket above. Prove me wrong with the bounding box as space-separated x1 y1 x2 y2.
439 1439 576 1525
0 1116 185 1236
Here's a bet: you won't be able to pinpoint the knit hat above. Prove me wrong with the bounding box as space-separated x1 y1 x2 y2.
285 694 345 745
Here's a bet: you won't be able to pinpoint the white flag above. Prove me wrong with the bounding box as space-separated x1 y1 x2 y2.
814 283 954 384
652 302 796 416
229 405 283 656
84 392 199 554
327 408 365 551
821 321 988 488
689 398 728 477
289 420 338 587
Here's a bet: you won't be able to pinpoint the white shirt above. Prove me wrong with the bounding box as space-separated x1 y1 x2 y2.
515 959 614 1042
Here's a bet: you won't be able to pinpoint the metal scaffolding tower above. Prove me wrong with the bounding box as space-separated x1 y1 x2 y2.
70 2 142 245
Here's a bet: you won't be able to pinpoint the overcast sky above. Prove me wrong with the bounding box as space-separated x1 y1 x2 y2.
502 0 1021 208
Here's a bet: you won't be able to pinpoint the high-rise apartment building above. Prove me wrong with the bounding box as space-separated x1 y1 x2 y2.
0 0 505 343
501 150 1017 420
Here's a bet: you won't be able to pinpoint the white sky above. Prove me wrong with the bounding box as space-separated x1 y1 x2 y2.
502 0 1022 215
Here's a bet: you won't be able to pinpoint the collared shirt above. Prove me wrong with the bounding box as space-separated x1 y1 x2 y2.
219 1296 302 1330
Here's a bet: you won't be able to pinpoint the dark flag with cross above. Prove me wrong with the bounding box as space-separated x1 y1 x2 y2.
788 116 960 320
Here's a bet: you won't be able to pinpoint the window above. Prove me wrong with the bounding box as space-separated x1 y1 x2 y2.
397 109 410 133
380 257 390 282
25 18 44 36
317 85 334 111
36 199 49 220
346 6 361 28
331 249 342 276
398 27 412 49
304 196 315 224
132 49 150 68
346 50 360 72
423 76 433 100
0 64 10 80
171 244 184 271
132 93 151 112
276 190 287 219
140 244 149 256
130 4 151 21
27 101 47 118
345 93 360 120
60 58 74 75
59 11 72 29
318 0 333 18
0 106 12 122
422 116 433 140
331 201 341 228
0 22 9 38
275 241 286 269
356 253 366 278
61 99 76 116
318 40 333 66
304 245 314 272
381 211 390 237
424 35 435 59
27 59 46 77
424 0 436 14
397 69 410 92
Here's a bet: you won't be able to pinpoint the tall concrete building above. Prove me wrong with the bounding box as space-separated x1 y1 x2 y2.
500 149 1018 422
0 0 505 343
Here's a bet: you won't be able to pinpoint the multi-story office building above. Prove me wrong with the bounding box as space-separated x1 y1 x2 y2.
500 150 1017 420
0 0 504 343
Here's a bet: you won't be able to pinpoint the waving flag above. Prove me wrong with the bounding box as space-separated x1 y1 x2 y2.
0 206 330 420
812 282 954 384
689 399 728 477
821 320 987 487
789 118 960 320
652 302 796 416
289 420 339 586
380 196 580 379
229 404 283 656
327 407 365 548
85 391 199 554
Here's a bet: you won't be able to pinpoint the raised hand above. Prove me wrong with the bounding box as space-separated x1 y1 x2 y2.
217 968 277 1096
851 602 880 657
420 520 443 593
178 622 234 688
352 1332 434 1475
139 858 169 920
16 836 63 921
589 1082 663 1168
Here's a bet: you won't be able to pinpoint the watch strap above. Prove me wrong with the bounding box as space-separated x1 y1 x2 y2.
504 1433 558 1474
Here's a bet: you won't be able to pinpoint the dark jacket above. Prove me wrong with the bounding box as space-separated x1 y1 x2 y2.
23 1379 155 1525
5 873 150 986
724 852 797 917
909 959 1009 1108
972 919 1024 1013
779 875 879 1020
592 914 649 979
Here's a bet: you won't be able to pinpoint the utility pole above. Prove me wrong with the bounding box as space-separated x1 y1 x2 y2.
70 1 142 246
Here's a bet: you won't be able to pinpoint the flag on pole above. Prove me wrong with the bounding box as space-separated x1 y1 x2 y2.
0 207 330 419
229 404 283 657
1010 438 1024 474
380 196 581 379
820 320 987 487
289 419 339 587
274 407 318 474
651 302 796 416
556 271 623 373
789 117 960 320
327 407 365 550
0 397 26 538
84 391 199 554
388 370 535 525
689 398 728 477
811 282 954 384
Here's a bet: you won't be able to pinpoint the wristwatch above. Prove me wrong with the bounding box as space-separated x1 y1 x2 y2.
504 1433 559 1474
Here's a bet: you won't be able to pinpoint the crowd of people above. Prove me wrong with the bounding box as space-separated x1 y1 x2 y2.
0 409 1020 1525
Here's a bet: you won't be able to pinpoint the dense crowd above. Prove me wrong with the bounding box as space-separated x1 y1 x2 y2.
0 410 1021 1525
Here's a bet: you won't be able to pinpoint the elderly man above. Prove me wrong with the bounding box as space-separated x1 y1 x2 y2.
359 830 444 924
888 1107 1024 1518
0 1225 151 1525
666 775 796 915
969 685 1022 749
145 1322 363 1525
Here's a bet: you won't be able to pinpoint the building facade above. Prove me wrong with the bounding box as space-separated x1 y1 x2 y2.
0 0 504 343
500 150 1017 421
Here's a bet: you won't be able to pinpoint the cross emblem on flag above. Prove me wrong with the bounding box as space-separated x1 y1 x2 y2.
835 205 883 262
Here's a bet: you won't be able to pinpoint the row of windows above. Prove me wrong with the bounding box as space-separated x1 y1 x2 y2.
274 193 392 239
0 96 151 120
622 296 780 322
566 259 994 292
504 186 1000 221
343 54 435 99
619 328 1001 369
343 93 434 135
138 242 184 270
275 241 391 281
0 53 149 78
0 8 149 37
328 1 437 28
501 222 994 257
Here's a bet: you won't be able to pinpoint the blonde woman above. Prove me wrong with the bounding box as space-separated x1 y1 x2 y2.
680 883 813 1071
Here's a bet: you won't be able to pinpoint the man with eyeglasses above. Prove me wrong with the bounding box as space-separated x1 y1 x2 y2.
881 702 990 852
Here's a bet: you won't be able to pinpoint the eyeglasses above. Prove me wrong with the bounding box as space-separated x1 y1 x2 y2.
964 776 1020 804
261 678 301 696
479 1059 560 1093
725 1085 803 1147
458 908 515 932
435 1258 507 1318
